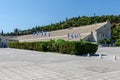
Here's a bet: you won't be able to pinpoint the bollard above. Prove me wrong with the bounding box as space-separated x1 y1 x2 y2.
99 53 102 59
113 55 117 60
87 53 90 57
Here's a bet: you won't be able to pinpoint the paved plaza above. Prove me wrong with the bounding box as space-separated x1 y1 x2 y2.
0 47 120 80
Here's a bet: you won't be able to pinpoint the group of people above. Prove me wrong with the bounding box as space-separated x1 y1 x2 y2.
33 31 51 37
68 33 80 39
33 31 81 39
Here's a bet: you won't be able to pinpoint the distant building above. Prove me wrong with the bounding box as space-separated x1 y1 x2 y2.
0 35 18 47
0 35 9 47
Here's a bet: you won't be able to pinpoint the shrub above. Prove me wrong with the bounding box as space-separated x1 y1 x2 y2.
52 39 66 52
59 41 83 55
115 39 120 46
98 39 111 44
9 40 98 55
9 42 18 48
58 41 98 55
82 42 98 55
56 39 66 43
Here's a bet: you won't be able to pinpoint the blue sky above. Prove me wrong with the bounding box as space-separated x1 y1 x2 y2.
0 0 120 33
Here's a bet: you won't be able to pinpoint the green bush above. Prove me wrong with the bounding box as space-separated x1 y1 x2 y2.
98 39 111 44
115 39 120 46
58 41 98 55
9 40 98 55
56 39 66 43
34 42 43 51
59 41 82 55
9 42 18 48
82 42 98 55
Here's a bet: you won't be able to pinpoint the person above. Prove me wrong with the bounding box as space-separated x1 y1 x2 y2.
41 31 44 36
36 31 39 35
44 32 47 36
48 33 51 37
75 33 78 38
71 34 73 39
68 33 70 38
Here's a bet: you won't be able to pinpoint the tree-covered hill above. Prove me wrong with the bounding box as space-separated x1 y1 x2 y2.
3 15 120 41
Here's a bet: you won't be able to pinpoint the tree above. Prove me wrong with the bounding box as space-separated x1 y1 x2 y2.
1 30 4 35
14 28 21 36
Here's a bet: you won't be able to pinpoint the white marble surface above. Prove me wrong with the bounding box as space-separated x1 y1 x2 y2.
0 47 119 80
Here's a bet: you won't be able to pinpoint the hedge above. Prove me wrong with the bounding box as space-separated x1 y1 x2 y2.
9 40 98 55
115 39 120 46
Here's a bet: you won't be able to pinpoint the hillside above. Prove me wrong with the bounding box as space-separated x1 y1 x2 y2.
3 15 120 42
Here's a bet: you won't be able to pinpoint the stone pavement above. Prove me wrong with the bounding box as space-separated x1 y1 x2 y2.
0 47 120 80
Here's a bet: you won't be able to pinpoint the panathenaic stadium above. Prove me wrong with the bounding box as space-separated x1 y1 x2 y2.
0 21 111 47
11 21 111 42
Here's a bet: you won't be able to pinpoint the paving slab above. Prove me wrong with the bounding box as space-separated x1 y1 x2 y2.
0 47 119 80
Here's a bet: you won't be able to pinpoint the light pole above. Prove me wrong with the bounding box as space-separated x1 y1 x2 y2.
94 13 97 25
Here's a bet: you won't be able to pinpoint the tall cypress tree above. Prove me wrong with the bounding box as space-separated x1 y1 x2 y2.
1 30 4 35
